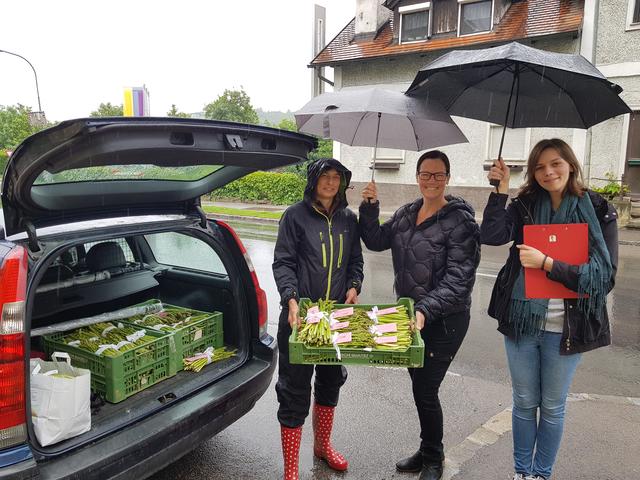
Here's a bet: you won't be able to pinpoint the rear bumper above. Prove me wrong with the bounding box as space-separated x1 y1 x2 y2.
1 338 276 480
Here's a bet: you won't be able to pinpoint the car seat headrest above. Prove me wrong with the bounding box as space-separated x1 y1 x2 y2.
85 242 127 272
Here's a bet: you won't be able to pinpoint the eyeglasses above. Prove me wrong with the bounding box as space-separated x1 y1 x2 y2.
417 171 448 181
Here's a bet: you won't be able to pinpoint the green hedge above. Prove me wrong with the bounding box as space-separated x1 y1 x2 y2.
0 151 8 176
209 171 305 205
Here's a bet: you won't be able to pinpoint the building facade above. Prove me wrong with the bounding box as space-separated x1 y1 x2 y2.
310 0 640 214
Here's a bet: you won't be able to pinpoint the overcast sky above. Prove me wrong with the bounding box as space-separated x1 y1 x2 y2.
0 0 355 122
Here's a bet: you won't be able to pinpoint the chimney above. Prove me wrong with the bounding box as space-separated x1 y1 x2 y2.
355 0 388 40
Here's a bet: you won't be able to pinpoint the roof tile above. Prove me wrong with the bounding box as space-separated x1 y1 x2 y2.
311 0 583 66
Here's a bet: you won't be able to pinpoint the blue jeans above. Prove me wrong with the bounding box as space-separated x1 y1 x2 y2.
504 333 581 479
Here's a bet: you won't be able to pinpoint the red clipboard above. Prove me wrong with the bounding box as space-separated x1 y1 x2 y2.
523 223 588 299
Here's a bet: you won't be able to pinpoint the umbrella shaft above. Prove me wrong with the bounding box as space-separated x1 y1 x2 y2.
371 112 382 183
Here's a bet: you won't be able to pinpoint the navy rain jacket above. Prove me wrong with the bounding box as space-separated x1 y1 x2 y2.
273 159 364 306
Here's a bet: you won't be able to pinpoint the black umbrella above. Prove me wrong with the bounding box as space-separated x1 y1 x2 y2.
406 42 632 186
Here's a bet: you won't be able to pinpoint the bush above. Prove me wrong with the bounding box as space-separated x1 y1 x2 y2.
209 171 306 205
0 151 8 176
590 172 630 201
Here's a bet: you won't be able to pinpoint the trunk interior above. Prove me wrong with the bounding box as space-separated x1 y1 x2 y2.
26 220 250 454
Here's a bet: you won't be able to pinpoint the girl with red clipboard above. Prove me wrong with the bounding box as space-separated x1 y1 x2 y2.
481 139 618 480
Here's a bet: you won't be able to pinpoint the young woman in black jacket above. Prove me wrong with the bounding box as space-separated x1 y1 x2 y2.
359 150 480 480
482 138 618 480
273 158 364 480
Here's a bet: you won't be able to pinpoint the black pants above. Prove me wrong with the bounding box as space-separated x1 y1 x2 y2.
276 308 348 428
409 310 470 465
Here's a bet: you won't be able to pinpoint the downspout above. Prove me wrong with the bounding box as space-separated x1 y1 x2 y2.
578 0 600 183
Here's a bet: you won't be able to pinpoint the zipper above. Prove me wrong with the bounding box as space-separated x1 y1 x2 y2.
337 233 343 268
564 300 571 352
319 232 327 268
314 208 334 300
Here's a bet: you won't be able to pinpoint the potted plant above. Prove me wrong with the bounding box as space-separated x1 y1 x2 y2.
591 173 631 227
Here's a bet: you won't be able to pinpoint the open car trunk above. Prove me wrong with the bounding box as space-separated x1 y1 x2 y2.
26 215 251 454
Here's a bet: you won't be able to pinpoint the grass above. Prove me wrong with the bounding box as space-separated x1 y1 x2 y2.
202 205 283 220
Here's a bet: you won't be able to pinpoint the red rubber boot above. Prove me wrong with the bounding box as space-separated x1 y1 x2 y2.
312 403 348 471
281 425 302 480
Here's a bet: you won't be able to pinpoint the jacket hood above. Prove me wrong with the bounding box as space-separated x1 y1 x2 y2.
303 158 353 211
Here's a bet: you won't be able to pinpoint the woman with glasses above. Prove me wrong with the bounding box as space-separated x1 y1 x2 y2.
359 150 480 480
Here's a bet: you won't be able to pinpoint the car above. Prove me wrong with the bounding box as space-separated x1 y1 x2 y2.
0 117 316 479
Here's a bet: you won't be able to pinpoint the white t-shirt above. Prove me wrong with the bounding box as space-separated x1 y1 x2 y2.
545 298 565 333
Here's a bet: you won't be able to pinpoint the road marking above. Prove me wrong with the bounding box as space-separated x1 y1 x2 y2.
442 408 512 480
476 272 498 279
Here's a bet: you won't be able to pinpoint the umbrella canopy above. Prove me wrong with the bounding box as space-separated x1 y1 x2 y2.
295 87 468 153
406 41 631 130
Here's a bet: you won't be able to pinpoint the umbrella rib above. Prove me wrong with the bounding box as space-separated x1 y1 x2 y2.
440 61 515 110
523 63 588 128
350 112 369 146
407 116 420 151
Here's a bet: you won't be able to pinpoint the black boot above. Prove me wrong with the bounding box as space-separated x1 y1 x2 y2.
418 463 443 480
395 450 423 473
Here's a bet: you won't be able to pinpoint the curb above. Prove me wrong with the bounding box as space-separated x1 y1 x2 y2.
205 213 280 225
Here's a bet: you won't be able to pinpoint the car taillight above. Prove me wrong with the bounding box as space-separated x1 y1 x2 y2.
216 222 269 337
0 245 28 449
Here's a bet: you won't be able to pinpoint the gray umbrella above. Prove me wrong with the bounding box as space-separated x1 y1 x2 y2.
295 87 468 181
406 42 632 185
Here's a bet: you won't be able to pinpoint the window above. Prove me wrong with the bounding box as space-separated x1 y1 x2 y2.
487 125 530 163
400 2 431 44
145 232 227 275
371 147 405 169
458 0 493 36
625 0 640 30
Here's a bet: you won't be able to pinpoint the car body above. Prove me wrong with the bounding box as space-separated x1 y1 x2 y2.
0 117 316 479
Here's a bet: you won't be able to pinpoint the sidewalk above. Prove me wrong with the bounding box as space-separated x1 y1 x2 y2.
207 200 640 246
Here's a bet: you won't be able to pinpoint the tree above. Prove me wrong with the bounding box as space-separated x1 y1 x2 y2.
0 104 47 150
0 104 50 173
90 102 123 117
167 104 191 118
275 118 333 177
203 88 259 124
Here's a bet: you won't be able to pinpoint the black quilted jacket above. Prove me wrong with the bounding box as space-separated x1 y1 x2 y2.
359 196 480 323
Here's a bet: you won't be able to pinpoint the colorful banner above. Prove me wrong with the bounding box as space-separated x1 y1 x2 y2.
123 86 150 116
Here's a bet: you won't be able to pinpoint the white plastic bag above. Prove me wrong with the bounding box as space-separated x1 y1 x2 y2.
30 352 91 446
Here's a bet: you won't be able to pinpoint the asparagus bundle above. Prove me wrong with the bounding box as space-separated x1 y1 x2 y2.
128 308 208 332
60 321 156 357
372 305 413 351
297 299 334 347
183 346 237 372
297 302 414 352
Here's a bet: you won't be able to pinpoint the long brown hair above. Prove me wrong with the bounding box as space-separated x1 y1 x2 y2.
518 138 586 198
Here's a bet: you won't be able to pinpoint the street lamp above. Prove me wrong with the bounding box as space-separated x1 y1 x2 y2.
0 49 43 120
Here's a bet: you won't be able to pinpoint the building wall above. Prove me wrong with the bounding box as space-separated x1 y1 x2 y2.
334 35 585 208
596 0 640 65
588 0 640 192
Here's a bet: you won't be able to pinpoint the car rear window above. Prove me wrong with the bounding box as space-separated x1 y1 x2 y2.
145 232 227 275
33 165 222 184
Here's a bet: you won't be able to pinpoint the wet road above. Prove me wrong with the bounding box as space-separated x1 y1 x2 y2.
150 228 640 480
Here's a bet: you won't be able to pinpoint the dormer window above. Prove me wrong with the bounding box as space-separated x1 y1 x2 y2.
458 0 493 36
400 2 431 44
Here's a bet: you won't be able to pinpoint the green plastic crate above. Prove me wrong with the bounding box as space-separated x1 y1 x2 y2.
289 297 424 368
43 327 174 403
126 300 224 373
